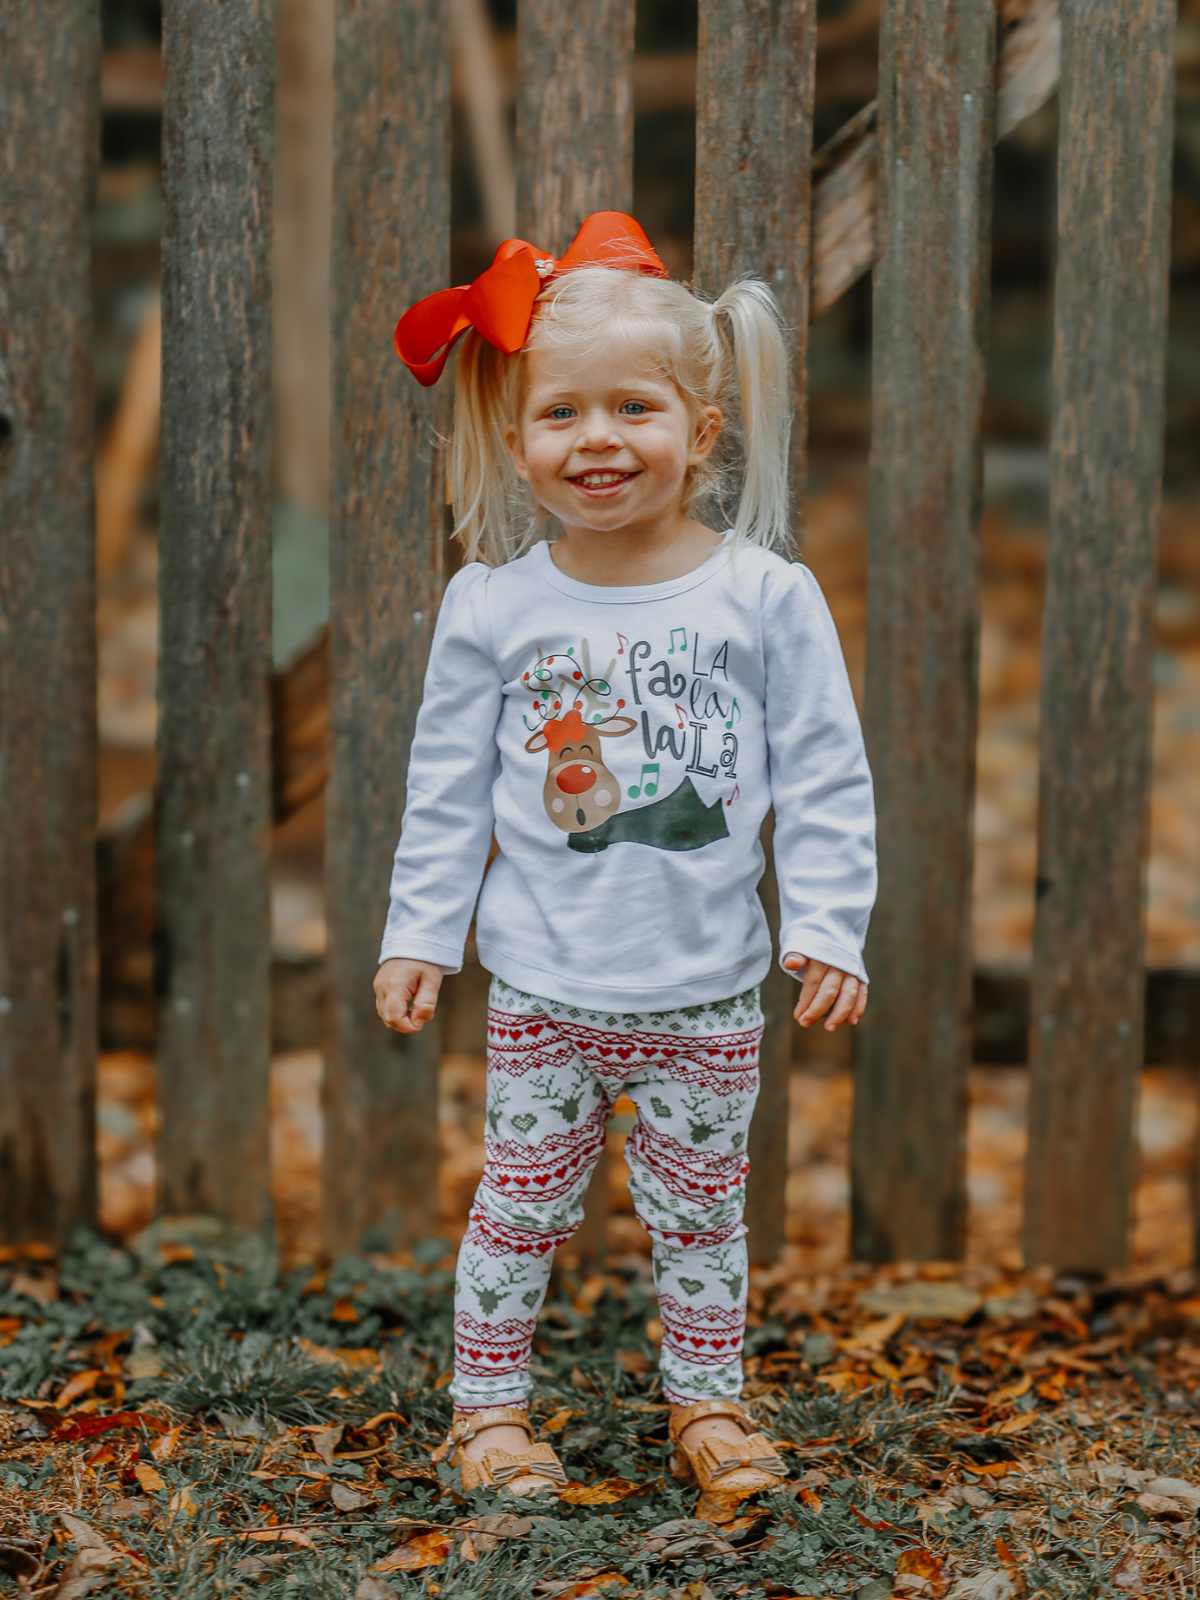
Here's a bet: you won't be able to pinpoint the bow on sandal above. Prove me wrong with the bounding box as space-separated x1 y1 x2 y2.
430 1406 570 1497
668 1399 789 1494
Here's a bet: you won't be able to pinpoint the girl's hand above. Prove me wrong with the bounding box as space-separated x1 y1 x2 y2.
782 952 867 1031
374 957 446 1033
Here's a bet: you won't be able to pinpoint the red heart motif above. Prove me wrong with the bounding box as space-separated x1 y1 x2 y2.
596 1045 612 1057
514 1175 529 1186
703 1184 717 1194
495 1174 510 1185
537 1240 553 1253
487 1352 505 1362
466 1348 481 1360
616 1045 634 1059
689 1336 706 1348
527 1022 544 1036
677 1233 695 1244
533 1173 551 1186
554 1165 567 1178
711 1338 727 1349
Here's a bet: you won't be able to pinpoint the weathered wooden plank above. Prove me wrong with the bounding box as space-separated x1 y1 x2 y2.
852 1 997 1261
694 0 817 1266
324 0 451 1253
0 1 101 1244
515 0 636 1267
1023 0 1175 1273
157 1 275 1231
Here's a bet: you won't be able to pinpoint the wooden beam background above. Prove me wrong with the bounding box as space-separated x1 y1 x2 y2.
852 0 997 1262
1023 0 1176 1273
324 0 451 1254
156 0 276 1232
0 0 102 1245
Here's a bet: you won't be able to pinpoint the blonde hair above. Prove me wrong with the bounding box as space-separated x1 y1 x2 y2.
445 263 796 568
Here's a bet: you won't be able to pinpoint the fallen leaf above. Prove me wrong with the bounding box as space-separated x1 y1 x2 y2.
372 1531 452 1573
541 1406 578 1434
151 1424 184 1462
559 1477 644 1505
897 1545 948 1598
56 1370 103 1408
331 1482 371 1512
310 1423 344 1465
133 1462 166 1494
168 1485 199 1517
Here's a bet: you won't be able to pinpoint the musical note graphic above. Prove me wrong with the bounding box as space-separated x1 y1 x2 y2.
724 696 741 729
724 783 740 808
673 702 687 730
616 631 628 656
628 761 660 799
667 625 687 655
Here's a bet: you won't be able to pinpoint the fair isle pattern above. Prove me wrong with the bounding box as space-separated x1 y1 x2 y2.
447 974 765 1411
489 998 762 1095
482 1102 609 1206
486 1009 578 1078
657 1293 747 1369
463 1201 579 1261
453 1308 541 1399
627 1121 751 1206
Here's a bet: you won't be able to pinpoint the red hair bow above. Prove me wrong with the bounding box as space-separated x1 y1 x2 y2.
393 210 670 387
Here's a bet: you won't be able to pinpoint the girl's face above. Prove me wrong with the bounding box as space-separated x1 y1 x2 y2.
503 334 722 542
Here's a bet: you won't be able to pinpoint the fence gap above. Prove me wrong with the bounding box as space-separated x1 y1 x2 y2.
1022 1 1175 1273
852 1 997 1260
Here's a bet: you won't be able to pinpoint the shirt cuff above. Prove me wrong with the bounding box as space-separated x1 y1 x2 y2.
377 936 463 973
778 930 869 986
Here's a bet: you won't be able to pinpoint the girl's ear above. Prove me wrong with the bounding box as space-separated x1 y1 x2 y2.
691 405 723 463
503 422 528 480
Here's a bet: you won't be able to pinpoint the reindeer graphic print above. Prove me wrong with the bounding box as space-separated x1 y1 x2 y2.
520 625 741 854
377 547 876 1016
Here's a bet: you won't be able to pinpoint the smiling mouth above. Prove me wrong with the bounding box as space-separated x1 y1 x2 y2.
569 470 641 491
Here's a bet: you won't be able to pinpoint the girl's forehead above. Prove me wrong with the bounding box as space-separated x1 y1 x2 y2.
523 335 673 393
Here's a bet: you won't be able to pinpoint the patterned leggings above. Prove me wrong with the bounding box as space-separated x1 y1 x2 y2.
450 974 765 1412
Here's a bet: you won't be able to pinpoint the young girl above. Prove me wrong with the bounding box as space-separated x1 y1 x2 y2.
373 212 876 1500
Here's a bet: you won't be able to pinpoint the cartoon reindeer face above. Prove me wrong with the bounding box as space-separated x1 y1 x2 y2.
522 637 637 835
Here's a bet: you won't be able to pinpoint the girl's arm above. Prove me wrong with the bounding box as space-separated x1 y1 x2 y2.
377 561 502 974
763 560 877 986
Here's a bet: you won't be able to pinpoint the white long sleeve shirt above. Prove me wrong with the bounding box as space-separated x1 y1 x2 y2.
377 529 877 1011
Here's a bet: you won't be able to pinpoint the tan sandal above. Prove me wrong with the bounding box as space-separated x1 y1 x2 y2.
667 1398 789 1494
430 1405 570 1497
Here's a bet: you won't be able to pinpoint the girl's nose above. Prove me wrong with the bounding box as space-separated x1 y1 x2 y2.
577 411 622 449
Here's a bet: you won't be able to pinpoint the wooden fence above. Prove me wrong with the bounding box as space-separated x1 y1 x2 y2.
0 0 1179 1274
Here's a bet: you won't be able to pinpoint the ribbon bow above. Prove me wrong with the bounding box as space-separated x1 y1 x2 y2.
393 210 670 387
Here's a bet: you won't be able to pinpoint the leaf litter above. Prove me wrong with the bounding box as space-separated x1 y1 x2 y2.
2 1229 1200 1597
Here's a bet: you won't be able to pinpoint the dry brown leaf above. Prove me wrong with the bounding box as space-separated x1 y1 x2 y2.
168 1485 198 1517
243 1529 317 1549
310 1423 344 1465
151 1424 184 1462
56 1370 103 1408
541 1406 578 1434
897 1545 948 1598
558 1476 644 1506
372 1530 452 1573
360 1409 408 1433
133 1462 165 1494
331 1298 359 1322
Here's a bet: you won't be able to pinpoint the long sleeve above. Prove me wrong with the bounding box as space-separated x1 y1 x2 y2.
763 560 877 985
377 561 502 973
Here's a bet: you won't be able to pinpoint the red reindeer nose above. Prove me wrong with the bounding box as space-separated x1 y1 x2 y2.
556 763 597 795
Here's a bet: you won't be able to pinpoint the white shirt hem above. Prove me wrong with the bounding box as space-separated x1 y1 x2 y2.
476 942 773 1014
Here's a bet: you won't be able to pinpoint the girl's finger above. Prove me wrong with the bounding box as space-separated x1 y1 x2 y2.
821 979 859 1031
796 969 842 1025
850 984 869 1024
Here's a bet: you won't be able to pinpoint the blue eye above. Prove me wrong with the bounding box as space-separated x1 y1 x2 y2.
622 401 648 415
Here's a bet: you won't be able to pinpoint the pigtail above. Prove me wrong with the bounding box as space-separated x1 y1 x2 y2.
447 331 537 567
709 280 794 557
